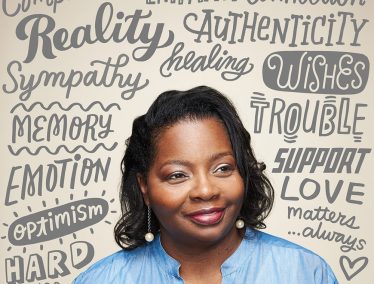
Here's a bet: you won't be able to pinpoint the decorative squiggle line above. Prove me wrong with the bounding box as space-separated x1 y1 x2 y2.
8 142 118 156
10 101 121 113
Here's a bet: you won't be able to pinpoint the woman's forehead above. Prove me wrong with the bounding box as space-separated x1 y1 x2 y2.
151 118 233 165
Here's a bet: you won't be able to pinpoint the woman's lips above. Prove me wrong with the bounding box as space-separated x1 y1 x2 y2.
187 208 225 225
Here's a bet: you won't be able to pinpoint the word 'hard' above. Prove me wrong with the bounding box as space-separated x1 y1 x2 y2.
5 241 93 283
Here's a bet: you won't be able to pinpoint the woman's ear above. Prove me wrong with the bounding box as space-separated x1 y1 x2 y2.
137 174 150 206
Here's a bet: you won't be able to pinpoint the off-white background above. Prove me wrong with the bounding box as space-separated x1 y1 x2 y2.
1 0 373 283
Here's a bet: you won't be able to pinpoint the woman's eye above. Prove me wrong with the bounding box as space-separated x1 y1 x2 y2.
167 172 188 182
214 164 234 175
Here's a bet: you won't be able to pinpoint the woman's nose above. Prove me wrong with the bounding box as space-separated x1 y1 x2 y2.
189 173 219 201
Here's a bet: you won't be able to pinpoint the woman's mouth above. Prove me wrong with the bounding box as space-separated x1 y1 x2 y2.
187 208 225 225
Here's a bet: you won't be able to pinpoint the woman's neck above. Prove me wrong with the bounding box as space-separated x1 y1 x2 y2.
160 227 244 283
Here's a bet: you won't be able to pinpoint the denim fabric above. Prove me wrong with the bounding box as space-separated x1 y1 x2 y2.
73 229 338 284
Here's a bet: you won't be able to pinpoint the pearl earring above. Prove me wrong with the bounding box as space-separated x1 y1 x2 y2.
235 218 245 229
144 206 154 242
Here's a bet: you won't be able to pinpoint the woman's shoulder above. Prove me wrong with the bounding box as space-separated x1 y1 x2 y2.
244 229 339 283
72 246 147 284
250 229 325 257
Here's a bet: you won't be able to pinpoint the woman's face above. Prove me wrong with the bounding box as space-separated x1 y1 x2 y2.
139 117 245 247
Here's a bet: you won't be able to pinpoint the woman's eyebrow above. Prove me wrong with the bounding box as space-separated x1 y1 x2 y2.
160 152 234 168
208 151 234 163
160 160 192 168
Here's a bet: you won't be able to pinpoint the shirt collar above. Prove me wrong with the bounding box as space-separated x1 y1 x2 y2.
150 228 258 277
151 234 181 277
220 228 257 276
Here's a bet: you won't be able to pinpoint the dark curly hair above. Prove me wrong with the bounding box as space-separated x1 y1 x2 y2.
114 86 274 250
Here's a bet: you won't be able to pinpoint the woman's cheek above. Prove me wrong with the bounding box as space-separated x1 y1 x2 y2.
149 186 188 209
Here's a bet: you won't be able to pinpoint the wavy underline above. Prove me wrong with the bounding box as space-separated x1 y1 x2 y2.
8 143 118 156
10 101 121 113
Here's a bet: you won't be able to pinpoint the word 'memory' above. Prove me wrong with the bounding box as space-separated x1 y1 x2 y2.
5 241 93 283
272 148 371 173
5 155 111 206
12 113 112 144
250 95 367 142
184 10 368 46
280 176 365 205
3 54 149 101
15 2 174 63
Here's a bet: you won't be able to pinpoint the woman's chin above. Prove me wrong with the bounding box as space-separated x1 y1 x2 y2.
178 223 239 248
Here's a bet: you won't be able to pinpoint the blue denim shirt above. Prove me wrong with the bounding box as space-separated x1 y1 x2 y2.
73 229 339 283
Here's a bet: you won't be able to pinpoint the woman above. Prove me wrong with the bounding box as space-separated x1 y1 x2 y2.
73 86 338 283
